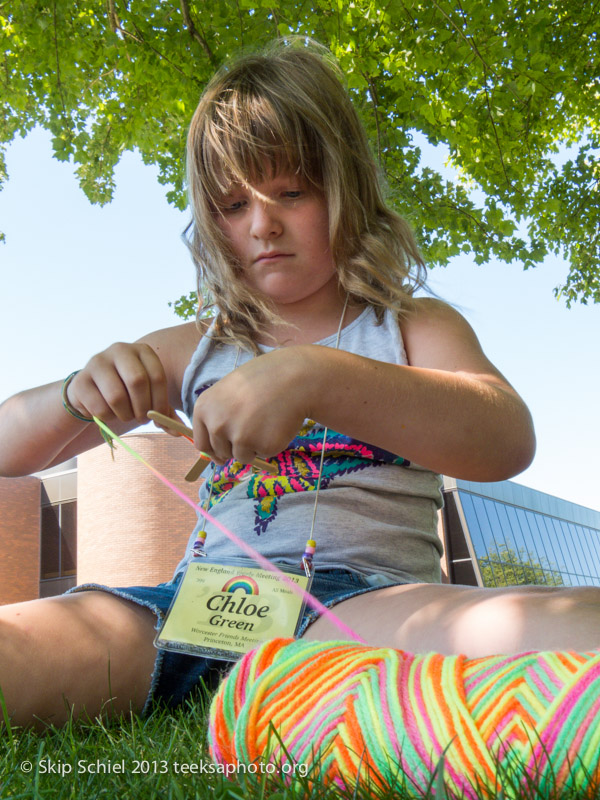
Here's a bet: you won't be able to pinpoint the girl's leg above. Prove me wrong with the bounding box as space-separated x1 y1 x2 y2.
0 591 157 728
303 583 600 657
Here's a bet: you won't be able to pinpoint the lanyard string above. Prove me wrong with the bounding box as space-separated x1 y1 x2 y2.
303 294 349 571
192 463 216 557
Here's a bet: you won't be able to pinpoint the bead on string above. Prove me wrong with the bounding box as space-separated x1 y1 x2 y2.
302 538 316 576
192 531 208 557
191 462 217 557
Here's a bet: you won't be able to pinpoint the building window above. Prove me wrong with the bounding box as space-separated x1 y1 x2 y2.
456 490 600 588
40 501 77 580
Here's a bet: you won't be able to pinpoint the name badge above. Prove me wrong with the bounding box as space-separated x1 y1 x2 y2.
155 559 312 661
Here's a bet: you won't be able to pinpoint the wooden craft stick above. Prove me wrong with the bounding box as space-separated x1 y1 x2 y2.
147 410 277 475
147 410 194 440
250 457 278 475
184 455 212 483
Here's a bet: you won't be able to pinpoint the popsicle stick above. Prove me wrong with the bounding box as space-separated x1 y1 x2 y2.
147 410 277 475
185 455 212 482
147 410 194 440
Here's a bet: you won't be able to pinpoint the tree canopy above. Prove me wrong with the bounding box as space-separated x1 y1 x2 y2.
2 1 598 308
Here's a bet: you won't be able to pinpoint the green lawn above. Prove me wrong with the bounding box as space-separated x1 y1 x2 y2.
0 693 597 799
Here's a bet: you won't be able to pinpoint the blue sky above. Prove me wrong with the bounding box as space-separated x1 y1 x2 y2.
1 128 598 511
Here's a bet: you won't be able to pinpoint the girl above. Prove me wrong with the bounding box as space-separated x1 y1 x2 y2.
0 41 598 729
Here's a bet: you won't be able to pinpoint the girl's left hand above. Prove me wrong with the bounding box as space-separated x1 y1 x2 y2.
191 347 312 465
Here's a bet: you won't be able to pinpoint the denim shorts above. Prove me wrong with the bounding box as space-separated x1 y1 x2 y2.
69 568 405 713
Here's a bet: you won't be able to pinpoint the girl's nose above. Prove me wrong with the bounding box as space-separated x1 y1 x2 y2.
249 201 282 239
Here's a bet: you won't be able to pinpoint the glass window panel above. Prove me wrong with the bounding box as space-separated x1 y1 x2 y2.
471 495 495 549
482 497 514 586
570 523 596 583
60 502 77 576
549 516 576 576
539 514 567 585
526 512 550 584
504 505 533 578
498 503 529 573
523 510 549 571
561 573 576 587
459 494 487 558
590 539 600 580
498 502 527 578
41 506 60 579
460 494 495 586
559 519 585 577
549 571 564 586
586 535 600 581
482 500 513 586
517 509 547 584
543 516 569 584
567 522 588 580
584 530 598 578
535 515 564 581
502 506 534 584
582 527 600 578
508 507 536 565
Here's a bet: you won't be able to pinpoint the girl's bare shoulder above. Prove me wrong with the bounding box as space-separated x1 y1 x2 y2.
399 298 501 376
136 318 211 408
138 318 209 349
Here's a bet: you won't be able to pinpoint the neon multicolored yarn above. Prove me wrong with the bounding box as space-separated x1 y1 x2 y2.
208 638 600 797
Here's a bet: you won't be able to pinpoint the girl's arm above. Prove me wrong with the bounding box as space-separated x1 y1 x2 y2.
191 300 535 481
307 298 535 481
0 322 200 477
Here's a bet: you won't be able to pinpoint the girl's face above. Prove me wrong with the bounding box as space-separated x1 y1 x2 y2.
214 173 337 311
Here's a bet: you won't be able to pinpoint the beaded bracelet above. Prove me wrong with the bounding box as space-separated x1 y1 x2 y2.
61 370 115 455
61 370 93 422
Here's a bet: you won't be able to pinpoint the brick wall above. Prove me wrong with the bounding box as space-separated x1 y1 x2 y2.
0 476 40 604
77 433 201 587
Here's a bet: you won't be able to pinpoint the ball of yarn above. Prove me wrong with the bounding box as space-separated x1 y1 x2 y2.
208 638 600 797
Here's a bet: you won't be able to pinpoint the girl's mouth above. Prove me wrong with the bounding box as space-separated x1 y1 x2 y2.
254 251 292 263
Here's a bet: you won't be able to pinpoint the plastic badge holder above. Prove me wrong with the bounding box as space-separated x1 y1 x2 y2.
155 557 313 661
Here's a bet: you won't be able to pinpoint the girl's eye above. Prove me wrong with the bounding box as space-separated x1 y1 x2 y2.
221 199 246 213
284 190 302 199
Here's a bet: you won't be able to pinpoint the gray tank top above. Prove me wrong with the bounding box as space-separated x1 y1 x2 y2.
176 306 443 584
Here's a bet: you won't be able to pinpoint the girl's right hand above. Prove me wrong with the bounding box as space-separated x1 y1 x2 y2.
66 342 176 424
0 321 199 477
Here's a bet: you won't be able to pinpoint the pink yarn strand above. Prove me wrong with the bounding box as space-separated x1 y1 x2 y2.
93 418 366 644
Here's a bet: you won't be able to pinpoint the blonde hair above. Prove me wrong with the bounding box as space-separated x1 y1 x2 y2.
185 38 426 351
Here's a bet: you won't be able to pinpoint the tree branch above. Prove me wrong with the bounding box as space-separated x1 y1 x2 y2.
105 0 145 44
443 0 495 76
235 0 244 48
433 0 528 107
363 72 382 164
391 172 495 242
269 6 280 35
179 0 215 64
52 0 68 119
483 83 512 191
109 13 201 83
107 0 120 34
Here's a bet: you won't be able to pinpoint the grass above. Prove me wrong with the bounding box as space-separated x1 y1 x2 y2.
0 691 598 800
